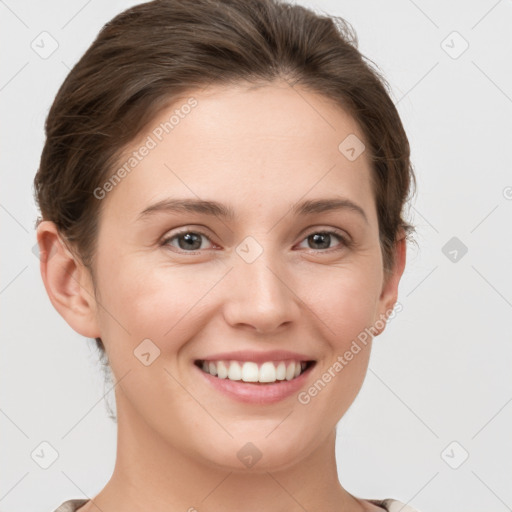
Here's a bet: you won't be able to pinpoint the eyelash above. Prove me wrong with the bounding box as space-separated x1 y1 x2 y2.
160 228 351 254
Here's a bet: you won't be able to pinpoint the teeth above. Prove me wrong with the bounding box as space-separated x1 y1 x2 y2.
242 362 259 382
217 360 228 379
199 360 309 383
276 362 286 380
285 362 295 381
228 361 242 381
259 362 276 383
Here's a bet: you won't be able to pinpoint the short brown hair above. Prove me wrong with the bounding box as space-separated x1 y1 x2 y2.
34 0 416 360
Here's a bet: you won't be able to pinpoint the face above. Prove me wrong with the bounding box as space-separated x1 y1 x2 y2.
53 80 404 472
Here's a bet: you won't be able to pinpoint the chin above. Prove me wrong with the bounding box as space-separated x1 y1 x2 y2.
194 434 311 474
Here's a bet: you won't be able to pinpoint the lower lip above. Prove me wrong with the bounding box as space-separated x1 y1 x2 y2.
194 362 315 404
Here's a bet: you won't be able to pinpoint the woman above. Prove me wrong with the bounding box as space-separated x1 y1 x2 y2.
34 0 419 510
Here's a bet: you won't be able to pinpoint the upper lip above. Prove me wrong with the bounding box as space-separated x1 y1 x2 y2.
196 350 316 364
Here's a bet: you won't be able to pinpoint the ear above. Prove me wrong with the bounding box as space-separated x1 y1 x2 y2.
36 220 101 338
373 231 407 336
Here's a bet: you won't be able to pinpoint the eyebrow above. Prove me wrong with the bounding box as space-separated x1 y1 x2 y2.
291 198 368 224
137 197 368 224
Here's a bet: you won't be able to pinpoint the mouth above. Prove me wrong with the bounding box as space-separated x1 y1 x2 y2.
194 359 316 385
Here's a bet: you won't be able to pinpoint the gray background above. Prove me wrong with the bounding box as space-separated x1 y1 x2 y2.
1 1 511 511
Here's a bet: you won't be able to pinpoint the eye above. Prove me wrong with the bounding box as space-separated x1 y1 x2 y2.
297 229 349 251
161 228 350 254
161 230 215 252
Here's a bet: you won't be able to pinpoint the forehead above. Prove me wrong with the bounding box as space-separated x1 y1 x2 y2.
101 81 376 223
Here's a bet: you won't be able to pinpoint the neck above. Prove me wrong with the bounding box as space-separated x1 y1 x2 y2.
83 392 366 512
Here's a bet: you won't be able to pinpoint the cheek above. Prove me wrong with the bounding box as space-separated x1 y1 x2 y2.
302 264 381 345
296 282 377 424
93 252 226 352
296 265 380 408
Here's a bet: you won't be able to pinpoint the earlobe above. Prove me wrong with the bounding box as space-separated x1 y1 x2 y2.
37 220 101 339
374 234 407 336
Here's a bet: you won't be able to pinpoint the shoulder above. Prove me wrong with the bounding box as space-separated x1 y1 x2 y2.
366 498 424 512
50 499 90 512
53 497 422 512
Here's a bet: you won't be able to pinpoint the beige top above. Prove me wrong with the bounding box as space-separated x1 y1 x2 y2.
52 498 423 511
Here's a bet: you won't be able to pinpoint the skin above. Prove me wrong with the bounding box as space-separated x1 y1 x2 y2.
38 80 406 512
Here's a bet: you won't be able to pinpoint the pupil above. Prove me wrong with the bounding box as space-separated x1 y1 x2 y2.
310 233 329 249
179 233 201 250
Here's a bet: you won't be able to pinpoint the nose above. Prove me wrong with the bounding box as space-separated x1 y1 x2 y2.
222 250 301 334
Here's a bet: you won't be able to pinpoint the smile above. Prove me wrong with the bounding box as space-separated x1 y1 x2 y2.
194 359 315 384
